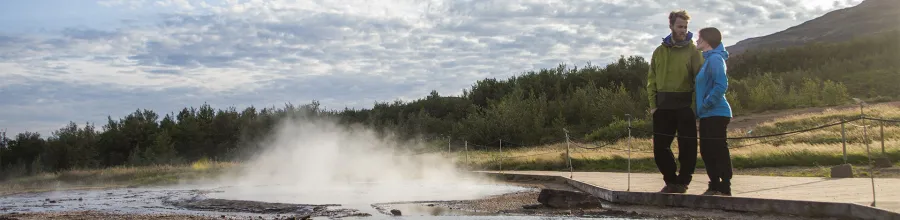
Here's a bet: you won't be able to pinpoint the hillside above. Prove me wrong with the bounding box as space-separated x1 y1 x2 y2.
727 0 900 55
725 30 899 102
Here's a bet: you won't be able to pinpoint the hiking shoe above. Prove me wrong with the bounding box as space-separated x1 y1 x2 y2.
670 184 688 193
659 184 688 193
704 182 720 195
702 189 725 196
659 185 673 193
720 181 732 196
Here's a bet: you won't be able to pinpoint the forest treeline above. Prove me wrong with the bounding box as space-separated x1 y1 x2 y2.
1 31 897 177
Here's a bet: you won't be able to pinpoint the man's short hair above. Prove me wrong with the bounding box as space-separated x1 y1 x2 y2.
669 10 691 26
699 27 723 48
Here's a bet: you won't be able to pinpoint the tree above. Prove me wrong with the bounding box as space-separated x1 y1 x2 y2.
144 130 179 165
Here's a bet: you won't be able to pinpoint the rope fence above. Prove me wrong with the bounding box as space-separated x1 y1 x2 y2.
412 110 898 208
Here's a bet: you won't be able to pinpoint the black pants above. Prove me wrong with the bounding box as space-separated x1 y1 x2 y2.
652 107 697 185
699 116 733 187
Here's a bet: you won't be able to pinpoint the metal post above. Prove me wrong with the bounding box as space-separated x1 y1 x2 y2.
499 139 503 173
627 114 633 192
448 135 452 154
881 121 886 155
465 141 469 166
866 123 877 207
861 103 876 207
842 119 848 164
564 128 573 179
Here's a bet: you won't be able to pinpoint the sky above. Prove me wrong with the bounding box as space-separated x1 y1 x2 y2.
0 0 865 136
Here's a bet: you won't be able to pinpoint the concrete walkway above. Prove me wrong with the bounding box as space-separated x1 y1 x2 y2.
486 171 900 213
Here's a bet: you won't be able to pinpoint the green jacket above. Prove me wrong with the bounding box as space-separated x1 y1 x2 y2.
647 41 704 110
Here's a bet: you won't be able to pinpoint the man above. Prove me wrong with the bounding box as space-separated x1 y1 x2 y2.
695 27 734 196
646 10 704 193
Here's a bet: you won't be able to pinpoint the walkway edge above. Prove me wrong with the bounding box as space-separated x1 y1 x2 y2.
480 172 900 220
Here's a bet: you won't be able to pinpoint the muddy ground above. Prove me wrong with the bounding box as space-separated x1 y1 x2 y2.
0 187 365 220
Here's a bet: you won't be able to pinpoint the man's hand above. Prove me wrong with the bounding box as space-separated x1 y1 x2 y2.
650 108 657 114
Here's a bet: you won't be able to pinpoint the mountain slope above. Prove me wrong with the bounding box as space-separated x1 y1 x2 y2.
726 0 900 55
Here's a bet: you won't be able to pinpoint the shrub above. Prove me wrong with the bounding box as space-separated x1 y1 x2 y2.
584 117 651 142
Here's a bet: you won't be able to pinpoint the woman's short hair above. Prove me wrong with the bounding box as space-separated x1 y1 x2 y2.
699 27 722 48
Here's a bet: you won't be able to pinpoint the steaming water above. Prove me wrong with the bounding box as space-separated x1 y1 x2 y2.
204 117 519 206
190 117 644 219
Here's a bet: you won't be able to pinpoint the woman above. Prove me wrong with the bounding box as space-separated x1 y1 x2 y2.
694 27 734 196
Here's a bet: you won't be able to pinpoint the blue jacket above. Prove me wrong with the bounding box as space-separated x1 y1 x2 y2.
695 43 733 119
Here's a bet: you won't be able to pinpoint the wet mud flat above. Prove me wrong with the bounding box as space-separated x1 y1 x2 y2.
165 195 371 218
0 187 369 220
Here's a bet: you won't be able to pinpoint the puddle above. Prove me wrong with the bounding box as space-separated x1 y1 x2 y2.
374 203 480 216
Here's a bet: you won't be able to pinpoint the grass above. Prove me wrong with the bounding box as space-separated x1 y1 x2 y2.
0 160 236 196
457 103 900 178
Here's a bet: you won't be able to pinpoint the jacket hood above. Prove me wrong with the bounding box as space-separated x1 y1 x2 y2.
703 43 729 60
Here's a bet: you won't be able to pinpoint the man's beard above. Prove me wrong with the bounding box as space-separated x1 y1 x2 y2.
672 32 685 41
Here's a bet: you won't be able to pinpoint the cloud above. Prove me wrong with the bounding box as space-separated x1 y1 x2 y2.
61 28 121 40
0 0 864 135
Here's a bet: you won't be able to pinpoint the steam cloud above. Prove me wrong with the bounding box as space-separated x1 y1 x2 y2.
205 115 521 205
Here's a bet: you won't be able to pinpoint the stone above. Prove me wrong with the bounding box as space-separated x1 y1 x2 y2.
537 189 602 209
830 164 853 178
874 157 893 168
284 215 310 220
522 204 543 209
390 209 402 216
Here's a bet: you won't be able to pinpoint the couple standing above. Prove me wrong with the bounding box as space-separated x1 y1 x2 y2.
647 10 733 196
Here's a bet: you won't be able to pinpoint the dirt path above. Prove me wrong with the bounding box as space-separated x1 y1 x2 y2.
728 101 900 131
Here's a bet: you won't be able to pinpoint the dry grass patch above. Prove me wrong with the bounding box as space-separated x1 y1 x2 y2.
459 103 900 176
0 160 237 196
